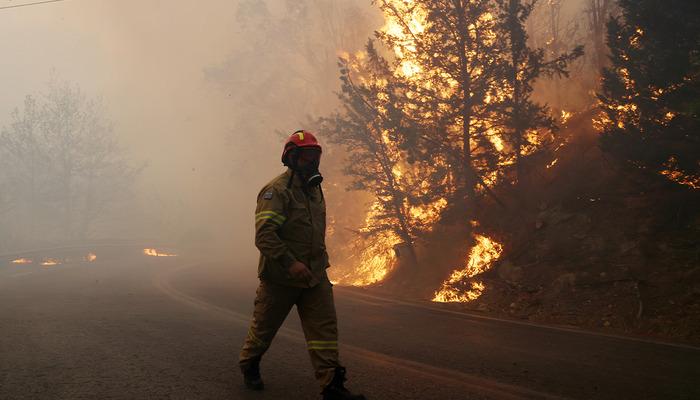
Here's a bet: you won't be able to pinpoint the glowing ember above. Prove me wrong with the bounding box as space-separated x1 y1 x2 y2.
41 258 61 267
561 110 572 124
85 253 97 262
660 157 700 190
663 111 676 123
523 130 544 155
546 158 559 169
432 234 503 303
143 248 177 257
11 258 32 265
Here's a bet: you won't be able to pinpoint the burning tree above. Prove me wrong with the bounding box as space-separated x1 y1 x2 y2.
374 0 504 214
596 0 700 188
321 41 451 284
320 0 584 294
0 79 142 247
494 0 582 187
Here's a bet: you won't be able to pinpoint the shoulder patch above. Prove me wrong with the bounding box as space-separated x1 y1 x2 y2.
263 190 274 200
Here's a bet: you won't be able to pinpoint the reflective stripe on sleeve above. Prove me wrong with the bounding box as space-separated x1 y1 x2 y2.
255 211 286 225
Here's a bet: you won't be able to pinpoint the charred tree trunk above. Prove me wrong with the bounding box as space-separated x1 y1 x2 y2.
454 0 476 217
587 0 612 74
510 0 525 188
548 0 563 106
375 140 418 268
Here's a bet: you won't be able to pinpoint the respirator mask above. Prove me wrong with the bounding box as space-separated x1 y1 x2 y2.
291 147 323 187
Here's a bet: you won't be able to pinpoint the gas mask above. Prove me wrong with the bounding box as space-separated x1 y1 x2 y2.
290 147 323 187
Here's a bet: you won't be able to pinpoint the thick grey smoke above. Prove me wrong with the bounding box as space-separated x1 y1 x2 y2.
0 0 594 263
0 0 378 264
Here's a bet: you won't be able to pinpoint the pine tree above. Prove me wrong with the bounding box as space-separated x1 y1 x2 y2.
320 41 452 271
596 0 700 185
374 0 504 214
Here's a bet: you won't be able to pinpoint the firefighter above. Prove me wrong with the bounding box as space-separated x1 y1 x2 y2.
239 130 366 400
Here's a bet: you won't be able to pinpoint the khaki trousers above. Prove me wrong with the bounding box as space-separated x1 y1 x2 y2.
239 278 340 388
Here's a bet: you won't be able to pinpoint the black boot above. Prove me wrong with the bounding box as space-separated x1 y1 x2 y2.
322 367 366 400
240 358 264 390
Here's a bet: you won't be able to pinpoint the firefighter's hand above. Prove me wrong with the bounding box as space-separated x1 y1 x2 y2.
289 261 313 281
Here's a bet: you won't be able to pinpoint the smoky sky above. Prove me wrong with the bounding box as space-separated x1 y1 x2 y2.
0 0 590 261
0 0 369 259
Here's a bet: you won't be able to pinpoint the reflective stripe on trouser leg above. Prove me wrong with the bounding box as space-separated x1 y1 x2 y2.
239 280 299 367
297 279 341 388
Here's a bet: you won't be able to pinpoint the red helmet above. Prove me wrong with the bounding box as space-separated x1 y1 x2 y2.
282 130 322 165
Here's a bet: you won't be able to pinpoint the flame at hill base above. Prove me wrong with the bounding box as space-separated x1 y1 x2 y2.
432 234 503 303
329 229 401 286
144 248 177 257
41 258 61 267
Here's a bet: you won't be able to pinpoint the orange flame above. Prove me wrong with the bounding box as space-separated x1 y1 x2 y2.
380 0 427 78
41 258 61 267
329 201 402 286
561 110 572 124
344 232 400 286
143 248 177 257
432 234 503 302
11 258 32 265
85 253 97 262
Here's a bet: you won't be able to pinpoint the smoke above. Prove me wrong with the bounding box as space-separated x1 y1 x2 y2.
0 0 380 264
0 0 595 264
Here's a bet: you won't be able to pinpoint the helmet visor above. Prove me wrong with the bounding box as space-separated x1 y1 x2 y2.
296 147 322 169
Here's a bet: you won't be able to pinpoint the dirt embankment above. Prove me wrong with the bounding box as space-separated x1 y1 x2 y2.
381 112 700 345
472 114 699 344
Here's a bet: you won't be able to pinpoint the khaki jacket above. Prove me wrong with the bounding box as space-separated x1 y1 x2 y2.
254 169 329 287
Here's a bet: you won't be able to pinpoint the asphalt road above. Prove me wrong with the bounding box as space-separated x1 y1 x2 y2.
1 250 698 400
